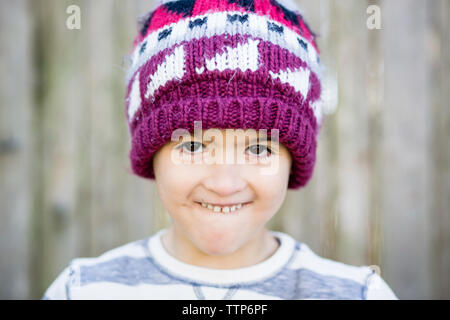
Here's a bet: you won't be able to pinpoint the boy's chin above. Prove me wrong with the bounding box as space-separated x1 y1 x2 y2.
192 231 245 256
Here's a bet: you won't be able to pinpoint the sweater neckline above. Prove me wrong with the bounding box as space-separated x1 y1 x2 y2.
147 228 296 285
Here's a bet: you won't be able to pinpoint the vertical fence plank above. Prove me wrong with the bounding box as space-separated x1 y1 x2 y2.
382 0 433 299
331 0 371 266
314 0 340 261
85 0 124 256
366 0 384 271
430 0 450 300
0 0 33 299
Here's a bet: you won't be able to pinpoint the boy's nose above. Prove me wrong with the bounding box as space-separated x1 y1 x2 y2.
202 165 247 197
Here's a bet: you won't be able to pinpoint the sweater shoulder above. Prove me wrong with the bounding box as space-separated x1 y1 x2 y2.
288 242 373 284
43 236 161 299
283 242 379 299
71 237 151 267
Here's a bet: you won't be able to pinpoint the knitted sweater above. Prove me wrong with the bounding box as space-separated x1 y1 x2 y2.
42 229 398 299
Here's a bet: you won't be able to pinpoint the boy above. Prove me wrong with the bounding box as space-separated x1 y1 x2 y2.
43 0 398 299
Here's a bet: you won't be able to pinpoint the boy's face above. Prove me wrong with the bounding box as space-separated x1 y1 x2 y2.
153 127 292 258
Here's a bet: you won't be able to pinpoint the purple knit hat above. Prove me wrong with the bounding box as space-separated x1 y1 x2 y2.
124 0 326 189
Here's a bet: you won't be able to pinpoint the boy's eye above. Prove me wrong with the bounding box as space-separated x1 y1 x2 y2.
246 144 272 157
179 141 204 153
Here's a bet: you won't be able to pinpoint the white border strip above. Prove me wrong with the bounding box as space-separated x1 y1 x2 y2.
126 10 324 84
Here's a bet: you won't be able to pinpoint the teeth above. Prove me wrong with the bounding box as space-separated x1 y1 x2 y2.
200 202 244 213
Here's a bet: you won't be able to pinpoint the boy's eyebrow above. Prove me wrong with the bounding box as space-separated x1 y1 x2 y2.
249 136 269 143
184 134 270 144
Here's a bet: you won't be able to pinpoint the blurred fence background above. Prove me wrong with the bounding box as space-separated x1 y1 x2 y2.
0 0 449 299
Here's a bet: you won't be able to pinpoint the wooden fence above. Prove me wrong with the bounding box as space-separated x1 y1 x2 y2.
0 0 449 299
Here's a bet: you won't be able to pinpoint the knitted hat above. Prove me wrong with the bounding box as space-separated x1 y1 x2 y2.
124 0 326 189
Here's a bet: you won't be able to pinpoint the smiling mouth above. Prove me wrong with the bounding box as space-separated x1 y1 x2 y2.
194 201 252 214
